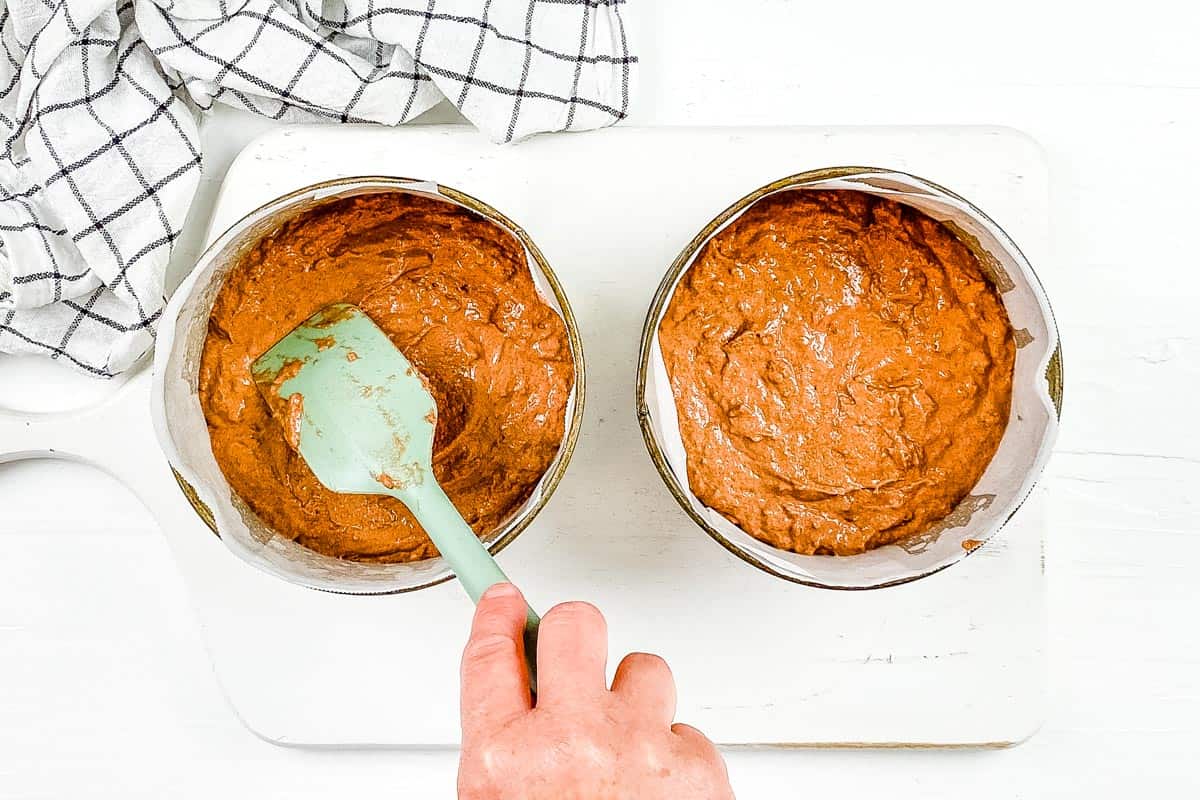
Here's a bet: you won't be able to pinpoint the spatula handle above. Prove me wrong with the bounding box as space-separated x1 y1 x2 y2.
403 482 540 689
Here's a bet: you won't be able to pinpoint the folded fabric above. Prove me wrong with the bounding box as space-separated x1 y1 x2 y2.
0 0 634 376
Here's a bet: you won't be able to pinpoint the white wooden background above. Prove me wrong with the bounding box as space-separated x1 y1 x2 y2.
2 1 1198 795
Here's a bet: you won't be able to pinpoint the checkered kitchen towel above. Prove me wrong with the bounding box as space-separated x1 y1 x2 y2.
0 0 634 376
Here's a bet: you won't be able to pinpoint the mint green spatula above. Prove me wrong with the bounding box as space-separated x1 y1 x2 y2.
251 303 539 686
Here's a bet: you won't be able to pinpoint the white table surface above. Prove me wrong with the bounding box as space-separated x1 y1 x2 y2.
3 1 1198 796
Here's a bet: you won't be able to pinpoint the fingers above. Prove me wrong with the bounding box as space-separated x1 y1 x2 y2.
672 723 733 798
611 652 677 724
672 724 715 758
535 601 608 706
461 583 533 734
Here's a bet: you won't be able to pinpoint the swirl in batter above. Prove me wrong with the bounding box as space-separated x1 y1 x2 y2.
200 193 573 562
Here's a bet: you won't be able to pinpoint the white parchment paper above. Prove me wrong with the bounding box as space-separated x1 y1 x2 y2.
152 179 580 594
641 170 1060 589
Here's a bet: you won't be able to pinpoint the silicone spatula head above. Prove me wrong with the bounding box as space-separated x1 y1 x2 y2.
250 302 438 503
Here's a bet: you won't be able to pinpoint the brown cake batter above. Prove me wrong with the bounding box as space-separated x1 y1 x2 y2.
658 190 1014 555
200 192 573 562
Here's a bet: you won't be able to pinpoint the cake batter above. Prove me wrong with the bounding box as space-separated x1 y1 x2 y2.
200 192 573 562
658 190 1014 555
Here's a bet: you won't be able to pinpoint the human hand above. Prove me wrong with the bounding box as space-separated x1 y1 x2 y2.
458 583 734 800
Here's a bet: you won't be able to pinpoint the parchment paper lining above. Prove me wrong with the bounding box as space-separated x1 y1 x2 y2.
642 170 1059 589
155 180 579 594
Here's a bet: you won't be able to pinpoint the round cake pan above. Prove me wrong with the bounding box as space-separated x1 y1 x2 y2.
636 167 1062 590
152 177 586 595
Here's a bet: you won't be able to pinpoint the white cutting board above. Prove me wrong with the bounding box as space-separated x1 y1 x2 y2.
0 125 1050 748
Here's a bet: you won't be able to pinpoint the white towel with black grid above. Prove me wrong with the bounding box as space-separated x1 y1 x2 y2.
0 0 634 376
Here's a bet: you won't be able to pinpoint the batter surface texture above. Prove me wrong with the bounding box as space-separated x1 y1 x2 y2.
200 192 573 562
657 190 1014 555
